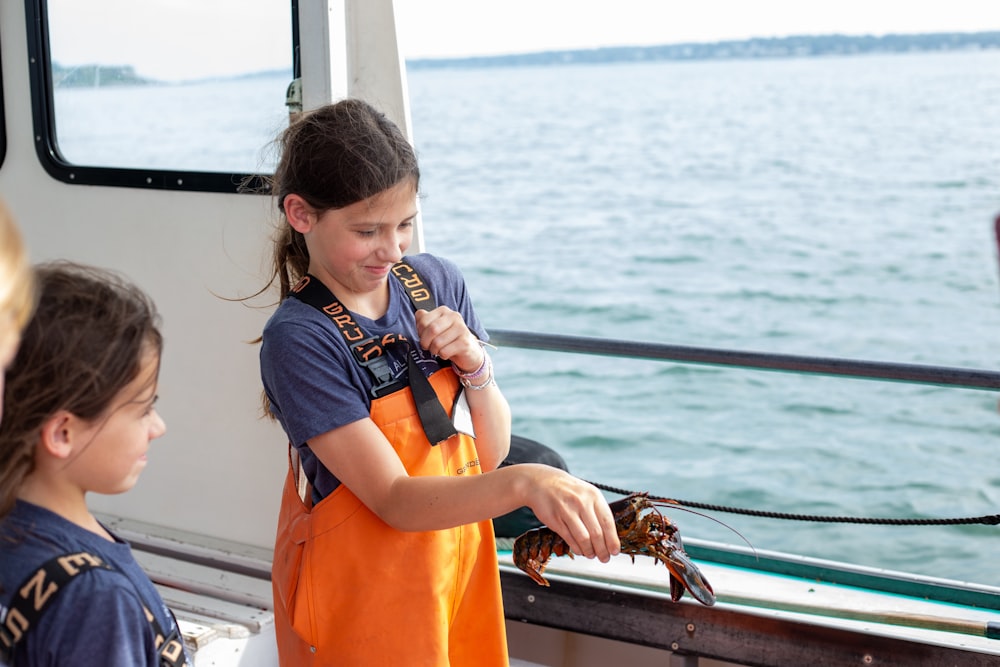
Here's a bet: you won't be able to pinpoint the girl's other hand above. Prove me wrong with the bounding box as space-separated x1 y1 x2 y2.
414 307 483 373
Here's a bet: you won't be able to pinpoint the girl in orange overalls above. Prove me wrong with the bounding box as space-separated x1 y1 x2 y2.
258 99 620 666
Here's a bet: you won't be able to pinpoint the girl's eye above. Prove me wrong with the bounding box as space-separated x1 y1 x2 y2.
357 229 377 237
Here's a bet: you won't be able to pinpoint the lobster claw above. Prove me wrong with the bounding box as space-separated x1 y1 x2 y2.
659 534 716 607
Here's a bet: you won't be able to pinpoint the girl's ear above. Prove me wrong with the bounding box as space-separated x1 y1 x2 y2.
38 411 76 460
283 194 315 234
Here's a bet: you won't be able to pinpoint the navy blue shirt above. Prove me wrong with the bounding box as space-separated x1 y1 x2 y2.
0 500 191 667
260 253 486 500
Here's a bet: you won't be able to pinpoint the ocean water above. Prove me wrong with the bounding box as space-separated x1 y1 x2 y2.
408 50 1000 585
52 49 1000 585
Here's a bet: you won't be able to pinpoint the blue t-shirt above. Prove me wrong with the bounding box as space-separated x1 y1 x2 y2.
260 253 486 499
0 500 191 667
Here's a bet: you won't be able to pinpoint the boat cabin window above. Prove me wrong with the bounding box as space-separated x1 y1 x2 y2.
29 0 294 191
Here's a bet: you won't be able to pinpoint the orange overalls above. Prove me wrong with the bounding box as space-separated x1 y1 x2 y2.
271 368 509 666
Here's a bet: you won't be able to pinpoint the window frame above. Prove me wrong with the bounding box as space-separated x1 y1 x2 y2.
23 0 298 193
0 29 6 169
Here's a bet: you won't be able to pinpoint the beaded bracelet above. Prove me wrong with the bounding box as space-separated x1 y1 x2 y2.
455 348 490 382
461 366 495 390
455 347 496 390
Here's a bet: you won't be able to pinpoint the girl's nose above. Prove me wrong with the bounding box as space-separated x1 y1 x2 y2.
149 409 167 440
378 230 404 262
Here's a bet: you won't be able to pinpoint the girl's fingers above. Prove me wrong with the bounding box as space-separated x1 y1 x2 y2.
597 500 621 558
414 308 479 365
551 497 619 562
549 516 587 559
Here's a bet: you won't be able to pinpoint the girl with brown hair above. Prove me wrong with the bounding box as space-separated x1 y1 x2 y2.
260 98 620 666
0 261 190 666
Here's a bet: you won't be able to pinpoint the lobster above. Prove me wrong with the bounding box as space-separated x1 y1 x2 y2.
512 492 716 606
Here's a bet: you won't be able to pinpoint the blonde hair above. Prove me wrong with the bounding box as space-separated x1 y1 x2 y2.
0 200 34 355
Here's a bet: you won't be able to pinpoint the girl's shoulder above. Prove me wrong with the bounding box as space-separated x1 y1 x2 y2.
0 501 141 594
265 291 327 327
1 501 88 568
13 567 165 666
0 502 173 666
262 292 345 347
402 252 464 283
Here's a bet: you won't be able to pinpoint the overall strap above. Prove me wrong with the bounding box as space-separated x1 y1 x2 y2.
290 276 404 398
390 262 464 445
390 261 436 310
289 261 458 445
0 551 187 667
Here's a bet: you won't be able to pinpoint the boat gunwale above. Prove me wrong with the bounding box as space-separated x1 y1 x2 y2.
499 564 1000 666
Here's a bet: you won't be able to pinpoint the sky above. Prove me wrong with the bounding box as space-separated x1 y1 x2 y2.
46 0 1000 81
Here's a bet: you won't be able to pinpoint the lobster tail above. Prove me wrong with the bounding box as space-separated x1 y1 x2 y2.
512 526 574 586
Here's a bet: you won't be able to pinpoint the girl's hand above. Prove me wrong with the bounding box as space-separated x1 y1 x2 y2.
414 307 484 373
415 306 510 472
520 465 621 562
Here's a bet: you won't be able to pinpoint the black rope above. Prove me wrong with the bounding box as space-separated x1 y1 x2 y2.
587 481 1000 527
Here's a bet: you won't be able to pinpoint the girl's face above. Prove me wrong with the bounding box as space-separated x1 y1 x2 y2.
67 348 166 496
304 179 417 298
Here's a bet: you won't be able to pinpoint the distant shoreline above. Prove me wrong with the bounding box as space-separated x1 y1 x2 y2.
406 31 1000 70
53 31 1000 88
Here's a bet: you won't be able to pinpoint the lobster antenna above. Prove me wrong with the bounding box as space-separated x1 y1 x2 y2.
647 495 758 558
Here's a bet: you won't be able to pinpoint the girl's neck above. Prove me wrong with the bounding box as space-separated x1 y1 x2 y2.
342 291 389 320
321 276 391 320
17 477 115 541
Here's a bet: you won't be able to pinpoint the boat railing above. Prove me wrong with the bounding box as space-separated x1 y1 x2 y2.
488 329 1000 391
489 328 1000 611
120 328 1000 613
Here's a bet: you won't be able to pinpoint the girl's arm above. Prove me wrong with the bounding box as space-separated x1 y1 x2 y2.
308 419 620 562
455 377 511 471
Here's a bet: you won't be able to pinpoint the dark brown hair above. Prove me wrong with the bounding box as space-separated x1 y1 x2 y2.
263 98 421 301
0 261 163 518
